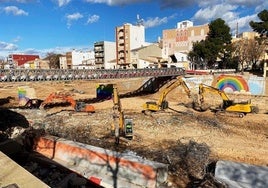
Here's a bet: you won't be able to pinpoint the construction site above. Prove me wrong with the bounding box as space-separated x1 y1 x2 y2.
0 73 268 188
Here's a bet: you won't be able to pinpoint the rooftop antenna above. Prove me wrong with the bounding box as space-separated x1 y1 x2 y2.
136 14 144 26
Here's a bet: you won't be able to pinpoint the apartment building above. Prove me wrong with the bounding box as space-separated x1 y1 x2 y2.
94 41 116 69
59 56 68 69
62 50 95 69
162 20 209 57
115 23 145 69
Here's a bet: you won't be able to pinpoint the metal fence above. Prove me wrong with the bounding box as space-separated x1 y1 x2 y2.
0 68 185 82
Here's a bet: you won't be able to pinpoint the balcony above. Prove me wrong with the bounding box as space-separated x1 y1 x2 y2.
94 47 104 52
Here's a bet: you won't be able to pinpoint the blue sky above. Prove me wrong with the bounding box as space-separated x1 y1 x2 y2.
0 0 267 59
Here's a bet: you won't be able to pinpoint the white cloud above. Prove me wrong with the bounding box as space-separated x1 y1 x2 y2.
84 0 108 3
0 41 18 51
192 1 265 34
3 6 28 16
84 0 149 6
229 14 258 35
66 12 83 28
143 14 176 28
226 0 257 7
87 14 100 24
193 4 238 24
143 17 167 28
255 1 268 12
36 46 93 58
0 41 18 58
55 0 71 7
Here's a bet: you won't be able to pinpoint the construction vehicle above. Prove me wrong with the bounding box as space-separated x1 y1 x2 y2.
111 84 133 145
142 76 191 114
24 98 43 109
39 92 95 113
193 83 259 117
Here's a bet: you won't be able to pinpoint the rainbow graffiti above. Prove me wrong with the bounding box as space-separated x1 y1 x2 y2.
215 75 249 93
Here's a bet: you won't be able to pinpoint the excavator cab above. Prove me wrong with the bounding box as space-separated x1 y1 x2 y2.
75 101 86 111
75 102 95 113
124 118 133 140
222 100 234 108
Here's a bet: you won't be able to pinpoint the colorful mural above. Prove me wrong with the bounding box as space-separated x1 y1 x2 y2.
214 75 249 93
185 74 266 95
17 86 36 105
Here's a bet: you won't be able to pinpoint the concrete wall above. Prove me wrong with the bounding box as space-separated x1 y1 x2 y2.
185 74 267 96
34 135 168 188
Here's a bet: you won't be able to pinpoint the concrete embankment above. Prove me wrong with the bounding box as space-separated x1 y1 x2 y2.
34 135 168 188
0 151 49 188
215 160 268 188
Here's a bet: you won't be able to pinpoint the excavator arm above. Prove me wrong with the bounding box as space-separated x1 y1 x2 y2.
40 92 74 109
195 83 258 116
198 83 230 103
143 76 191 112
157 76 191 106
40 92 95 113
111 85 133 144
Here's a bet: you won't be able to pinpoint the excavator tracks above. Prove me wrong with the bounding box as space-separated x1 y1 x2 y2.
214 110 245 118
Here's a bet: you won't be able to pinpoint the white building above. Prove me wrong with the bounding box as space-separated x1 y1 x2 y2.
59 56 67 69
177 20 193 29
61 50 95 69
94 41 116 69
169 52 189 69
71 50 95 69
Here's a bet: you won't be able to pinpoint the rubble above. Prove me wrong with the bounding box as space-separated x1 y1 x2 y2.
0 79 267 187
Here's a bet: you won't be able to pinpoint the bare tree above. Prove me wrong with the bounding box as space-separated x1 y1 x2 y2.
44 52 62 69
247 38 267 70
232 39 250 74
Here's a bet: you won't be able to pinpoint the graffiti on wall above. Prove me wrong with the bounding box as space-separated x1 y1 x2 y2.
213 75 266 95
214 75 249 93
185 74 266 95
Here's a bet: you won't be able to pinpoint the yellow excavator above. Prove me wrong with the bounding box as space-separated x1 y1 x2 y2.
111 84 133 145
142 76 191 114
193 83 259 117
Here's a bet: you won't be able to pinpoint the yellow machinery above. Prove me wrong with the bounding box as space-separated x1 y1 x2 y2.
142 76 191 113
111 84 133 144
195 83 259 117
